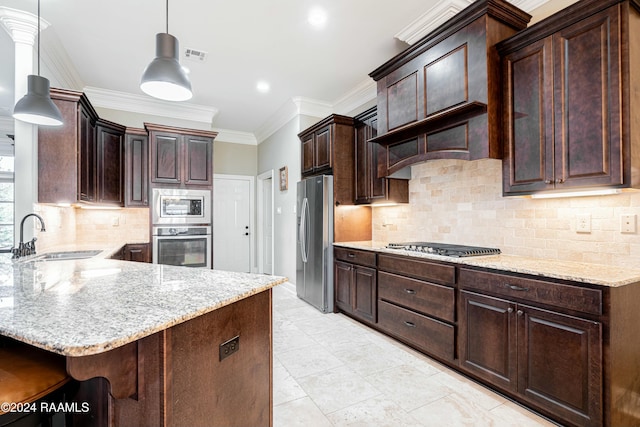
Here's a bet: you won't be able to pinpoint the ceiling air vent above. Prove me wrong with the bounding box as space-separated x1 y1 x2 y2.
185 48 207 62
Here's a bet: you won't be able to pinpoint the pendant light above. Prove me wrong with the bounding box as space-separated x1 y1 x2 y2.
12 0 63 127
140 0 192 101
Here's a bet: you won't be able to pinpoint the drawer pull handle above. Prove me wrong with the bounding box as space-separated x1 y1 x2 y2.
404 289 416 295
506 284 529 292
348 253 355 258
404 321 416 328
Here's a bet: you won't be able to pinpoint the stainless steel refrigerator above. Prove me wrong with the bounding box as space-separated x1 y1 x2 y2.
296 175 334 313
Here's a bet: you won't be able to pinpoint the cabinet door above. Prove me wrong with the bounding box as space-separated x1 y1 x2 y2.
517 305 602 427
368 116 387 200
150 132 181 184
354 122 369 203
314 125 332 172
125 133 148 207
334 261 353 314
503 37 554 194
353 266 377 324
184 136 212 186
459 291 517 392
96 125 124 205
301 135 314 175
78 106 96 202
553 6 622 189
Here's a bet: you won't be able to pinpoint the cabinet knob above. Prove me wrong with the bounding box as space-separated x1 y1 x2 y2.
507 307 513 313
544 179 552 184
555 178 565 184
517 310 524 316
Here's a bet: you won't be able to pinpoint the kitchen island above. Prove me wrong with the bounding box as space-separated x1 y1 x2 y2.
0 252 287 426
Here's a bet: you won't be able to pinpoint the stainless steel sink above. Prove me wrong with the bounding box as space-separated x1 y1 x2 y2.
31 250 103 261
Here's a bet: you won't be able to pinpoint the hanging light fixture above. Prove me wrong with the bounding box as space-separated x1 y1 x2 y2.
140 0 192 101
13 0 63 127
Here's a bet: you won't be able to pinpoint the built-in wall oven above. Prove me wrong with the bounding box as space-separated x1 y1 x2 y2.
151 188 212 268
152 226 212 268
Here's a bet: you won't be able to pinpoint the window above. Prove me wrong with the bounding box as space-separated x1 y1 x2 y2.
0 145 14 250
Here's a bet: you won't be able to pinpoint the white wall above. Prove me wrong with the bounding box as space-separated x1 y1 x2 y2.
257 114 320 283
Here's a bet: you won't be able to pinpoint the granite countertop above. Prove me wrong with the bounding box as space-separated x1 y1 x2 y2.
334 241 640 287
0 252 286 357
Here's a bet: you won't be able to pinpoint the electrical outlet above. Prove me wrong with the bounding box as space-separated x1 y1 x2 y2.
621 214 637 233
219 335 240 361
576 213 591 233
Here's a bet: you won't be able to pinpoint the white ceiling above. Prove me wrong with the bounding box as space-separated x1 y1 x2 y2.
0 0 547 144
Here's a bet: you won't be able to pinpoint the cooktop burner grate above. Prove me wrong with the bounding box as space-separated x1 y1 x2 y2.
386 242 501 257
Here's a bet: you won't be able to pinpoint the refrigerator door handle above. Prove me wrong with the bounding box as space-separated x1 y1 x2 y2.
300 197 309 263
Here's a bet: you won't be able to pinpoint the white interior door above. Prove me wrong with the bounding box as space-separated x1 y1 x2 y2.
213 175 254 272
257 172 274 275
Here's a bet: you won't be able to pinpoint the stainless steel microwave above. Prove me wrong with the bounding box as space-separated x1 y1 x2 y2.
152 188 211 225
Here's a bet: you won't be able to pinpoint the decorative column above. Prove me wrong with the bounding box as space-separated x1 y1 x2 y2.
0 7 49 245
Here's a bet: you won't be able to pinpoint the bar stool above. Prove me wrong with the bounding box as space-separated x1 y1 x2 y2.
0 344 70 427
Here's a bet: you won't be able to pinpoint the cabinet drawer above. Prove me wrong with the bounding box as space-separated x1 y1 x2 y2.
378 300 455 362
378 254 455 285
379 271 455 323
458 268 602 316
334 247 376 268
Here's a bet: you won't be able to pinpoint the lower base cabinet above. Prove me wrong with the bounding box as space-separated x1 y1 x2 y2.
334 248 377 324
459 269 603 427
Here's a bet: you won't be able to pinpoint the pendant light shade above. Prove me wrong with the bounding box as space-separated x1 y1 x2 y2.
13 75 63 126
12 0 63 127
140 33 192 101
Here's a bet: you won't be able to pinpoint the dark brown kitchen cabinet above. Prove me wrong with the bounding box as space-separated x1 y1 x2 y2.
123 243 150 263
299 116 354 177
376 254 456 363
458 268 603 427
145 123 217 188
40 89 124 206
354 107 408 205
298 114 356 206
499 0 640 195
369 0 530 177
334 247 377 324
95 120 125 206
124 129 148 207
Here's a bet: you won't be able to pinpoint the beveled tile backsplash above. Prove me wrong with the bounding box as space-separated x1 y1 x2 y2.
372 159 640 269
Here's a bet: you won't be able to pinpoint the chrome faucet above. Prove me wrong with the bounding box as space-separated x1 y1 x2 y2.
11 213 46 259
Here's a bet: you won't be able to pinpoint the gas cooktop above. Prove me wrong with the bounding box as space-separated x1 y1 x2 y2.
386 242 501 257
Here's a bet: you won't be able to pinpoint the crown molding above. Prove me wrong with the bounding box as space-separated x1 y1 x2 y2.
255 96 332 143
395 0 473 45
40 28 84 91
395 0 552 45
83 86 218 124
332 78 377 115
0 7 42 46
213 128 257 145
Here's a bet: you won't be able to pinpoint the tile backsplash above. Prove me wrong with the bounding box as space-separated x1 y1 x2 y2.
35 205 150 252
372 159 640 269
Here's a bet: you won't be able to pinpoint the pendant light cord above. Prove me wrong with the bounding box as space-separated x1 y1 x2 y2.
37 0 40 76
166 0 169 34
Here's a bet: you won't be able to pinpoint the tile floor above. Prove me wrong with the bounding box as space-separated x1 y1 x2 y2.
272 283 558 427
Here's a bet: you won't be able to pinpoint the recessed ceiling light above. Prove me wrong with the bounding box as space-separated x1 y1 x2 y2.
256 80 270 93
308 6 328 29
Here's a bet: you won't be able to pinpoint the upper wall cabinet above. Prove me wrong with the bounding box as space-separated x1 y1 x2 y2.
298 115 356 206
124 128 149 207
498 0 640 196
369 0 530 177
145 123 217 189
39 89 125 206
354 107 408 205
